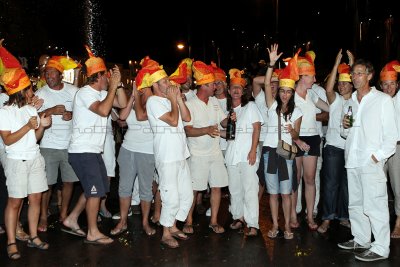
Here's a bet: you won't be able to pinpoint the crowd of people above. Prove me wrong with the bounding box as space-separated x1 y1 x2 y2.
0 38 400 262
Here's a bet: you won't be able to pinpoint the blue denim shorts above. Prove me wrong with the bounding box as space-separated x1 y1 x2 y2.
263 151 293 194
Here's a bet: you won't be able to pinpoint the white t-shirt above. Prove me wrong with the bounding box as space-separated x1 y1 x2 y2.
68 85 108 153
184 90 197 102
295 90 320 136
225 102 264 165
184 96 226 156
36 83 78 149
0 93 10 150
122 108 154 154
146 95 190 163
310 84 328 137
254 90 268 142
263 101 302 148
216 97 228 151
0 104 40 160
325 93 349 149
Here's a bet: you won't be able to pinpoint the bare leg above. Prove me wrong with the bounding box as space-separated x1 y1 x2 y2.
141 200 155 235
38 187 52 232
86 196 113 244
60 182 74 221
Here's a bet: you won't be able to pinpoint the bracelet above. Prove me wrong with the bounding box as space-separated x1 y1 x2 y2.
267 64 274 68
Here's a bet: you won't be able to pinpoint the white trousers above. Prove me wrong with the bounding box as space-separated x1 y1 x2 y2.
227 162 259 228
347 160 390 257
157 160 193 227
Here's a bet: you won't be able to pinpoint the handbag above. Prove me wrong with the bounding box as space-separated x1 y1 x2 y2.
276 112 297 160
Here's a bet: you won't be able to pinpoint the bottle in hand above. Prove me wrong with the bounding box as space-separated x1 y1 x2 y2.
346 106 353 127
226 108 236 140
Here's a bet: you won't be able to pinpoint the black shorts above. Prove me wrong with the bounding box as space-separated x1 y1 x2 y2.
68 153 109 198
295 135 321 157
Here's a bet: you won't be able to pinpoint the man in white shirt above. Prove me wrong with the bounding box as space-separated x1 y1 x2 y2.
146 60 193 249
379 60 400 239
183 61 228 234
338 59 397 262
35 56 79 232
63 49 124 245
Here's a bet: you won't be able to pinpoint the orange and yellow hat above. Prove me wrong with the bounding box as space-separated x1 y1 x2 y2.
210 61 226 82
169 58 193 84
46 56 79 73
229 68 246 88
278 51 299 89
192 61 215 85
0 41 31 95
380 60 400 81
297 50 316 76
84 45 107 77
338 63 352 82
271 68 283 82
135 56 168 90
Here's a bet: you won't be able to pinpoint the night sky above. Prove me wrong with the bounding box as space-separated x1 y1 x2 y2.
0 0 399 79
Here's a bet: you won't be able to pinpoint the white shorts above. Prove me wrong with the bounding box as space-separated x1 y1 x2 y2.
5 154 48 198
188 154 228 191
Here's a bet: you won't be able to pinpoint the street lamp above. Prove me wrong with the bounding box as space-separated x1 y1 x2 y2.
177 43 185 50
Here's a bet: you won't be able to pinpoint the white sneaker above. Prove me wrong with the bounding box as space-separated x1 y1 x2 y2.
112 207 133 220
206 208 211 217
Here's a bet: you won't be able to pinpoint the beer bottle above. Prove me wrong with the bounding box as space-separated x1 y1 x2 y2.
346 106 353 127
226 108 236 140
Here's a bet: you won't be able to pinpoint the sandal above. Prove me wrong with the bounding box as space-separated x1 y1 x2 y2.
16 227 29 242
209 224 225 234
267 228 279 238
284 231 294 240
391 225 400 239
230 219 244 230
182 224 194 234
27 236 49 250
245 227 258 237
7 243 21 260
317 221 330 234
307 220 318 231
160 237 179 249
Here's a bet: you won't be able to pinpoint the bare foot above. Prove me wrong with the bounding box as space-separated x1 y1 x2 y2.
38 218 48 232
143 224 156 236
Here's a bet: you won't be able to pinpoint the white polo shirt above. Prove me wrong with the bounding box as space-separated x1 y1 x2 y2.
225 101 264 165
68 85 108 153
184 96 226 156
36 83 78 149
0 104 40 160
146 95 190 163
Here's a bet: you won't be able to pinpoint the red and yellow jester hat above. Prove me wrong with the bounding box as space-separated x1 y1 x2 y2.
0 39 31 95
380 60 400 81
338 63 352 82
192 60 215 85
169 58 193 85
297 50 316 76
279 51 299 89
210 61 226 82
135 56 167 90
46 56 79 73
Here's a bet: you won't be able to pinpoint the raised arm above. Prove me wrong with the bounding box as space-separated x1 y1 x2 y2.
325 49 342 104
265 44 283 108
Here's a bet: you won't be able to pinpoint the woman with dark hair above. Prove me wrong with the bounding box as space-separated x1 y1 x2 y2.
262 44 302 239
0 40 51 260
225 68 263 237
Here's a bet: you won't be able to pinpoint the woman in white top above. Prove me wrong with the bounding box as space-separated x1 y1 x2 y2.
0 72 51 259
291 51 329 230
225 69 263 237
263 44 302 239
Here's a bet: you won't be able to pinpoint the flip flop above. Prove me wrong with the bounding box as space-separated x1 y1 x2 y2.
61 226 86 237
160 238 179 249
267 228 279 238
182 224 194 234
84 237 113 245
110 226 128 236
230 219 244 230
245 227 258 237
170 230 189 240
284 231 294 240
209 224 225 234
